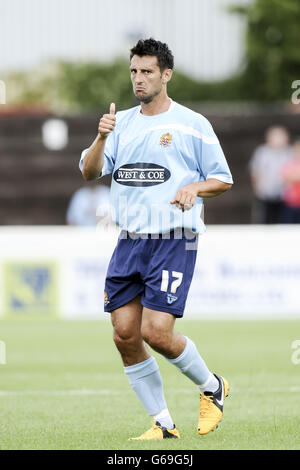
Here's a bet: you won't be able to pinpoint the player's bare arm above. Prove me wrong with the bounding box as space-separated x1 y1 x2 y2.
82 103 116 180
170 179 232 211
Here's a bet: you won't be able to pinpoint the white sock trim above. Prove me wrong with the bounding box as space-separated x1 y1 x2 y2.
152 408 174 429
198 372 214 389
197 372 219 393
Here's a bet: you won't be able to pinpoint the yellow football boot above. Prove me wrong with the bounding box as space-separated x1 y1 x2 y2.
197 374 229 435
129 421 180 440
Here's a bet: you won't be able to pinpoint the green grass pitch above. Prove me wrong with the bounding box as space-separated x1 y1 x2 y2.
0 318 299 450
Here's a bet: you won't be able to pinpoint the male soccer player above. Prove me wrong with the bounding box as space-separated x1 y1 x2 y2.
80 38 233 440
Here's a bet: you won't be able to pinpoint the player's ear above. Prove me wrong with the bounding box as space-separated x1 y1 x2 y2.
162 68 173 84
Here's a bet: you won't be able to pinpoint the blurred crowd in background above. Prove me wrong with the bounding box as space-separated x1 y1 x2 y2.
1 0 300 228
249 126 300 225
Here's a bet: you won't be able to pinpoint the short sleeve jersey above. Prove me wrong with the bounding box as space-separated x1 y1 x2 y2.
80 100 233 234
249 144 292 200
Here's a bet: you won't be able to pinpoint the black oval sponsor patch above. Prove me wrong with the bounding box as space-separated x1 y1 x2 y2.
113 163 171 187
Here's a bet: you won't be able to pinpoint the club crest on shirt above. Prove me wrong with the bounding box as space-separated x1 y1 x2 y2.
160 132 172 146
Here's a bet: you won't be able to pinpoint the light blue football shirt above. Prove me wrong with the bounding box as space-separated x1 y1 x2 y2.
80 100 233 234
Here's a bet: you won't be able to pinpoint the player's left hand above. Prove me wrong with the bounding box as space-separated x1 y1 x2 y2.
170 183 199 211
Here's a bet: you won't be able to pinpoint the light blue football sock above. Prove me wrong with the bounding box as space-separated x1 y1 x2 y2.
166 336 217 389
124 356 169 418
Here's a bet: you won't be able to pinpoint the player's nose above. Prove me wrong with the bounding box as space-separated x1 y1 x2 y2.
134 71 144 82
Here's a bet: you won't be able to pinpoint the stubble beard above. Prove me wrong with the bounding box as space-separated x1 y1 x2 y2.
135 87 161 104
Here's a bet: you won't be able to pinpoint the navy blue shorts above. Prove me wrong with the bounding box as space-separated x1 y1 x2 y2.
104 230 198 317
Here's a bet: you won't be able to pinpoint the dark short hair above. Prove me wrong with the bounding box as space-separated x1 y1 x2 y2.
130 38 174 72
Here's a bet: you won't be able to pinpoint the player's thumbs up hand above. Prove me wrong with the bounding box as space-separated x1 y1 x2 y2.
98 102 116 138
110 102 115 115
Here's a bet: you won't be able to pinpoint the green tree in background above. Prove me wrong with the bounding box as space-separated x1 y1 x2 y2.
6 60 135 113
230 0 300 100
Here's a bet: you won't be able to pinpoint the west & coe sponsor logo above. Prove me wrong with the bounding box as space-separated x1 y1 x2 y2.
113 163 171 187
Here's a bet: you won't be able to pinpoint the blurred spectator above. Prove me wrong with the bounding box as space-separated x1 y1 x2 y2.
249 126 292 224
281 139 300 224
66 182 112 227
